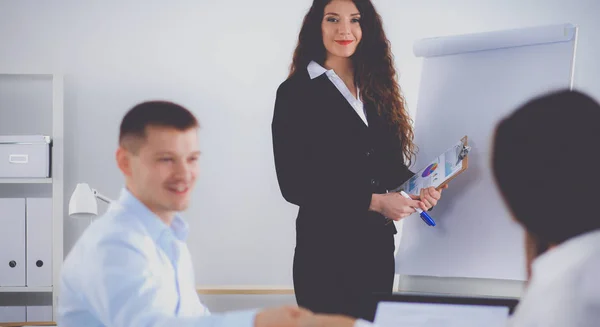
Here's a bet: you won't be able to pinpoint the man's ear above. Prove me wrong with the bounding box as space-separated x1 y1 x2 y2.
116 147 132 177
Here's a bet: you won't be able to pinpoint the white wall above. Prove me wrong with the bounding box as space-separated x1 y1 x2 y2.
1 0 599 312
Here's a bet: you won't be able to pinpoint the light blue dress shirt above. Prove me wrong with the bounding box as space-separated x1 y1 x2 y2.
58 188 257 327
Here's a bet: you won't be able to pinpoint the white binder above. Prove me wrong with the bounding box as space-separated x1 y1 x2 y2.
0 198 26 286
26 305 53 322
26 198 53 287
0 306 26 323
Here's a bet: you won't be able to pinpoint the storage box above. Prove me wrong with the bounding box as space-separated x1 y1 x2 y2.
0 135 51 178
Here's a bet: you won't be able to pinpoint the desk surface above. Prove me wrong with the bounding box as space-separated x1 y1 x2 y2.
196 285 294 295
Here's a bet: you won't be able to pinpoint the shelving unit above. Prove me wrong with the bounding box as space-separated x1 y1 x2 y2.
0 322 55 327
0 287 53 293
0 73 63 326
0 179 52 184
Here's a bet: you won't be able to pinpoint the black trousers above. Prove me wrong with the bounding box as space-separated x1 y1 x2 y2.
292 231 395 321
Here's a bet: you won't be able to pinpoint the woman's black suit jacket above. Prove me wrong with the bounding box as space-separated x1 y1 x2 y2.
271 68 414 320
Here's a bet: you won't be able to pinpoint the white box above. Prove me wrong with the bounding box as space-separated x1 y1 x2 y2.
0 306 26 323
26 305 53 322
0 135 51 178
26 198 53 287
0 198 26 286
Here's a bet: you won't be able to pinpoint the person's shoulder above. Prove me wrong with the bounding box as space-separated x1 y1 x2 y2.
61 209 153 289
67 208 150 258
575 248 600 299
97 210 152 248
276 70 310 97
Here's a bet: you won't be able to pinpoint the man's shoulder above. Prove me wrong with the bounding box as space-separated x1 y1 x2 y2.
65 209 153 263
61 210 146 290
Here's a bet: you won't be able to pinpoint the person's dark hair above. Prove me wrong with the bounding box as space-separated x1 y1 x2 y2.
289 0 416 164
492 89 600 245
119 100 199 153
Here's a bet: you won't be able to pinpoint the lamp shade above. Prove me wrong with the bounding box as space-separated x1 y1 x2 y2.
68 183 98 218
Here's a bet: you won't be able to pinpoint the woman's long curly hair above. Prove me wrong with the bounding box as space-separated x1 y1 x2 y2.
289 0 416 165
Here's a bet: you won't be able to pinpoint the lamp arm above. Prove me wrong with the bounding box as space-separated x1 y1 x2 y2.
92 190 112 204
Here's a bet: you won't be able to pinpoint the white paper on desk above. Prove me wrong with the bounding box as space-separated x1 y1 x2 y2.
374 302 509 327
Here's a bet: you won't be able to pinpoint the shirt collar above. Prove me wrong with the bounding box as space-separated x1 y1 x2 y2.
116 187 189 242
306 60 362 102
307 60 329 79
531 229 600 285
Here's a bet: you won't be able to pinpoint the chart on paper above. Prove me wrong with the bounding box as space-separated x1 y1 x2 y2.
400 139 464 196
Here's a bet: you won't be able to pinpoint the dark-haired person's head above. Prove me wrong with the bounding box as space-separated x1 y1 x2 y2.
117 101 200 221
492 89 600 277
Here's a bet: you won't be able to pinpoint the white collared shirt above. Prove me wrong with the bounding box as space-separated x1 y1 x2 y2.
509 229 600 327
307 60 369 126
58 188 256 327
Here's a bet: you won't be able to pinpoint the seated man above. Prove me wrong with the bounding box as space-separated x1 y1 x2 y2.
492 89 600 326
58 101 370 327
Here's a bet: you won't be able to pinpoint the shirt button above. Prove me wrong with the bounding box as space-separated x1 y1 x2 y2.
371 179 379 186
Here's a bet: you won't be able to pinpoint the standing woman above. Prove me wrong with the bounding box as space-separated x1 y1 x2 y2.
271 0 444 321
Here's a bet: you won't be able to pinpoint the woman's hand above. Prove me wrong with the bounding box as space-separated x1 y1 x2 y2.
370 193 425 221
416 185 448 210
254 306 313 327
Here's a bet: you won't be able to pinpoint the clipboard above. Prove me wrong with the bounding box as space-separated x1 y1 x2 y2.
384 136 470 224
391 136 470 194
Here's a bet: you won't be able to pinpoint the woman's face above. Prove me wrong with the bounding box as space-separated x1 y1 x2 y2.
321 0 362 60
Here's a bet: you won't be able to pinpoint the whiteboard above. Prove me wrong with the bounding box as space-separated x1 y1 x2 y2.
395 23 577 281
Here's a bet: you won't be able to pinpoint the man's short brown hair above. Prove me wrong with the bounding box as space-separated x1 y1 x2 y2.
119 101 199 153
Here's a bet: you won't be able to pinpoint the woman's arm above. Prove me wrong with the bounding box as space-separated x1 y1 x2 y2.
271 82 374 218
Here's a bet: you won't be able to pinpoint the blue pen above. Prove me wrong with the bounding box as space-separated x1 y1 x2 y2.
400 190 436 226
